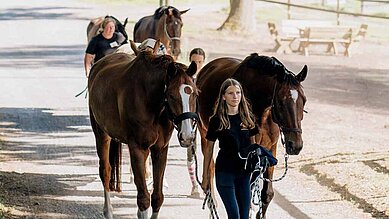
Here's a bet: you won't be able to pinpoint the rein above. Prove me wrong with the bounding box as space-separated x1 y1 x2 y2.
193 147 219 219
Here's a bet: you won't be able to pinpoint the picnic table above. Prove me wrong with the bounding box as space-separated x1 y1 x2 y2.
267 20 368 57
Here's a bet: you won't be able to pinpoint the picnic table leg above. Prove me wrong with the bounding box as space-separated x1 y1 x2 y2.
343 42 351 57
332 42 338 55
276 41 292 54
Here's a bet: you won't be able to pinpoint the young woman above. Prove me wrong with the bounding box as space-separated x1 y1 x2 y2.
189 48 205 78
185 47 206 198
201 78 258 219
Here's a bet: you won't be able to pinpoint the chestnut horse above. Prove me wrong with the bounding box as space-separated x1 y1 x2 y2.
133 6 189 59
196 53 307 219
86 15 128 43
88 41 199 219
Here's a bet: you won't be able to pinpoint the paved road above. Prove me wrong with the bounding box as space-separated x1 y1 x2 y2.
1 1 387 219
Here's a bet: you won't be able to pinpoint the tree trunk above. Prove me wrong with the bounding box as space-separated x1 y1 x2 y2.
218 0 255 33
160 0 173 6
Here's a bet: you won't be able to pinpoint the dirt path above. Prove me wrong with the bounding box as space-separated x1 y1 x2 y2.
0 1 388 218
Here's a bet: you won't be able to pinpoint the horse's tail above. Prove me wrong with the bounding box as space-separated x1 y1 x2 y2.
109 140 122 192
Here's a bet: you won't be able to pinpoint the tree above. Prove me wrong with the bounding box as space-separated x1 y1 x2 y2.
218 0 256 33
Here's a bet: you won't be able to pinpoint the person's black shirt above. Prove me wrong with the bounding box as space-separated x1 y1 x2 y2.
86 32 126 62
206 114 258 173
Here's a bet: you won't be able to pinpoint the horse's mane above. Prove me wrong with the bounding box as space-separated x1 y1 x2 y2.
244 53 299 86
137 51 174 70
153 6 180 19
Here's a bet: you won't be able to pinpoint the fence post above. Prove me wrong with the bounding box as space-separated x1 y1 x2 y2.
360 0 364 14
287 0 291 19
336 0 340 25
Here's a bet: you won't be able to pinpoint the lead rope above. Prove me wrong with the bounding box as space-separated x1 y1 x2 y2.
75 85 88 98
250 131 290 219
193 146 219 219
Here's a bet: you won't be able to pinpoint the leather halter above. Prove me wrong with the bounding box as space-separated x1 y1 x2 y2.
163 15 181 42
270 82 302 134
163 85 199 132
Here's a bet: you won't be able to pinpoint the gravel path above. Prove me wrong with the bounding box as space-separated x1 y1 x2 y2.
0 1 388 218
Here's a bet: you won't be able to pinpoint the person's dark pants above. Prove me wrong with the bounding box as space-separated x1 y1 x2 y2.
215 171 251 219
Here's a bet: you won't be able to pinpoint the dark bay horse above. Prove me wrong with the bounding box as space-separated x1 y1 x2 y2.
196 53 307 219
86 15 128 43
133 6 189 59
88 41 199 219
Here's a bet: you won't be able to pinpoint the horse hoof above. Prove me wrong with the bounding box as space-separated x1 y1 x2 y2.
103 211 114 219
189 186 202 199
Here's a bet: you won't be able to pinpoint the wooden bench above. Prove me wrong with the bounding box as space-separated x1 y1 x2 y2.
267 22 295 54
298 26 353 56
267 20 333 54
343 24 368 57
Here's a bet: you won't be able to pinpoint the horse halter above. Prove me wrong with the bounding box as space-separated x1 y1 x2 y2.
163 84 199 147
270 82 302 134
163 15 181 43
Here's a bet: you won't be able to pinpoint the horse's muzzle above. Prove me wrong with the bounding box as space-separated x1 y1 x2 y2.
178 132 196 148
286 140 303 155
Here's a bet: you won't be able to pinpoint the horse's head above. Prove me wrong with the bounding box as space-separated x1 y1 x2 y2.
238 54 308 155
165 61 198 147
162 6 189 58
271 61 308 155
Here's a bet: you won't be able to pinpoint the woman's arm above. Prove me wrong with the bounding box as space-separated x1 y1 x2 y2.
84 53 94 78
250 136 256 144
201 140 215 191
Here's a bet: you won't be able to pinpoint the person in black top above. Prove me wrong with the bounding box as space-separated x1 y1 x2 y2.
201 78 258 219
84 17 126 77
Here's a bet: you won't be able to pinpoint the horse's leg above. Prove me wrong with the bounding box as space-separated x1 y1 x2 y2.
90 112 114 219
129 145 151 219
199 124 218 207
187 138 200 198
149 144 169 219
256 143 277 219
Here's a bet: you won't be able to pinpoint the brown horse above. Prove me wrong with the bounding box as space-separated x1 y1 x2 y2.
196 53 307 219
86 15 128 43
133 6 189 59
88 41 199 219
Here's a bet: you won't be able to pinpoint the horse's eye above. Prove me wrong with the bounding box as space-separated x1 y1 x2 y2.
184 86 193 94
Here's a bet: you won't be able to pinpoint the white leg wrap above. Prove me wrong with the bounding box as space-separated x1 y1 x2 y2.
137 207 150 219
150 211 159 219
103 190 113 219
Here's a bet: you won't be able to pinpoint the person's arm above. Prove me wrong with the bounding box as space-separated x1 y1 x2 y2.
201 140 215 192
250 136 256 144
84 53 94 78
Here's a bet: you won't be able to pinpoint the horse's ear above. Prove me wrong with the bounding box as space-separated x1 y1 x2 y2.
153 40 161 55
123 18 128 28
180 9 190 15
186 61 197 77
166 62 177 82
130 40 139 55
296 65 308 82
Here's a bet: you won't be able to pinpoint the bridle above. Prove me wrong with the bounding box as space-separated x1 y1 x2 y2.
270 81 303 134
163 84 199 147
163 15 181 54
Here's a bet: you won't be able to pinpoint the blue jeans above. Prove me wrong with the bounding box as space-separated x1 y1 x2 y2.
215 171 251 219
